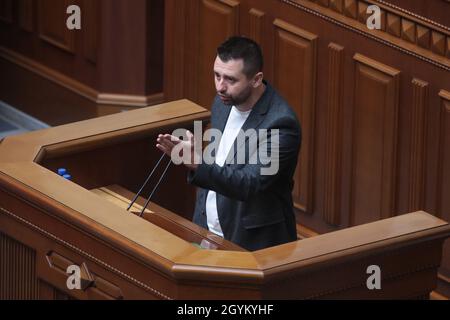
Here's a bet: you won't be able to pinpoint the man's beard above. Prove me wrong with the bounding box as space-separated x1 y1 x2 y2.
219 86 252 107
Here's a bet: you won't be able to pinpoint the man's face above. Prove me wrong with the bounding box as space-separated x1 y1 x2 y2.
213 56 253 106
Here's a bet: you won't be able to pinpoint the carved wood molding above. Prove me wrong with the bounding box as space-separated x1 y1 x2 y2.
323 43 344 225
0 232 39 299
350 53 400 225
0 46 164 107
248 8 265 44
0 205 173 300
279 0 450 71
436 90 450 218
273 19 318 214
408 79 428 212
373 0 450 31
37 0 75 54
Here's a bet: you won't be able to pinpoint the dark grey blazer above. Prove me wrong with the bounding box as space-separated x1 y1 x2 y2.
188 82 301 251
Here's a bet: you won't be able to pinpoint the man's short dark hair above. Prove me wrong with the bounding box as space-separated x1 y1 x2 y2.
217 36 263 78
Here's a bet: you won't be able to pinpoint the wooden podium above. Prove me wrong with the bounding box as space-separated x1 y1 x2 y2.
0 99 449 300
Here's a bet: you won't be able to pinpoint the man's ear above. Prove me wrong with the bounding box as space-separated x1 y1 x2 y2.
252 72 264 88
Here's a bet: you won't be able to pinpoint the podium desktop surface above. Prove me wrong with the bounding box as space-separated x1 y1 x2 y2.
0 99 449 299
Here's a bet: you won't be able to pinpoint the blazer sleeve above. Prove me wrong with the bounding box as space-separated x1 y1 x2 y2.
187 116 301 201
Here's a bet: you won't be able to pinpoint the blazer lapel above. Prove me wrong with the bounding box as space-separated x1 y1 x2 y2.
213 103 232 132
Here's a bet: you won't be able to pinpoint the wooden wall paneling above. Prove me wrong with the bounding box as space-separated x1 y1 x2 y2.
377 0 450 28
408 78 428 212
350 53 400 226
286 0 450 70
436 89 450 298
273 19 318 215
196 0 240 108
1 0 167 125
38 279 74 300
0 0 13 24
0 175 183 300
82 0 98 64
0 54 101 126
146 0 165 96
183 0 199 103
164 0 187 101
18 0 34 32
323 43 344 226
436 90 450 220
329 0 343 13
160 0 450 298
446 37 450 60
0 232 39 299
38 0 75 53
98 0 161 96
356 1 369 25
248 8 265 45
343 0 358 19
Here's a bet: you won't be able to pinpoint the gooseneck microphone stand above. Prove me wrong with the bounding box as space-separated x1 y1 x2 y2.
127 153 172 217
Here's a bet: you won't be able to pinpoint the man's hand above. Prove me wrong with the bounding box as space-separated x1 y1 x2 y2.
156 130 198 171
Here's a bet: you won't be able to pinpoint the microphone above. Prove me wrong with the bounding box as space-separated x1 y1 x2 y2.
127 153 172 217
139 159 172 217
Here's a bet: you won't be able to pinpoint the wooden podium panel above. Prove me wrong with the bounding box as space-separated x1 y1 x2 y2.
91 184 245 251
0 99 449 299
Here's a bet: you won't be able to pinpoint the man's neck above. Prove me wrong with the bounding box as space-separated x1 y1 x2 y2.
236 83 266 112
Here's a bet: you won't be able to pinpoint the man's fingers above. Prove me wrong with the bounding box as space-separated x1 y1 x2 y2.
156 132 193 159
156 143 170 155
156 131 198 170
161 134 182 146
157 135 176 150
168 134 182 144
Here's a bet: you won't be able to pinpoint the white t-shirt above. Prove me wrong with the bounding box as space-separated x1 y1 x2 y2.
206 106 252 236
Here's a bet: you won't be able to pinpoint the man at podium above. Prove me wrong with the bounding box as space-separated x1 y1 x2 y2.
157 37 301 251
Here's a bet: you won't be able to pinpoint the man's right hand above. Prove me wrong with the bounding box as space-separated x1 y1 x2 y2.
156 131 198 171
